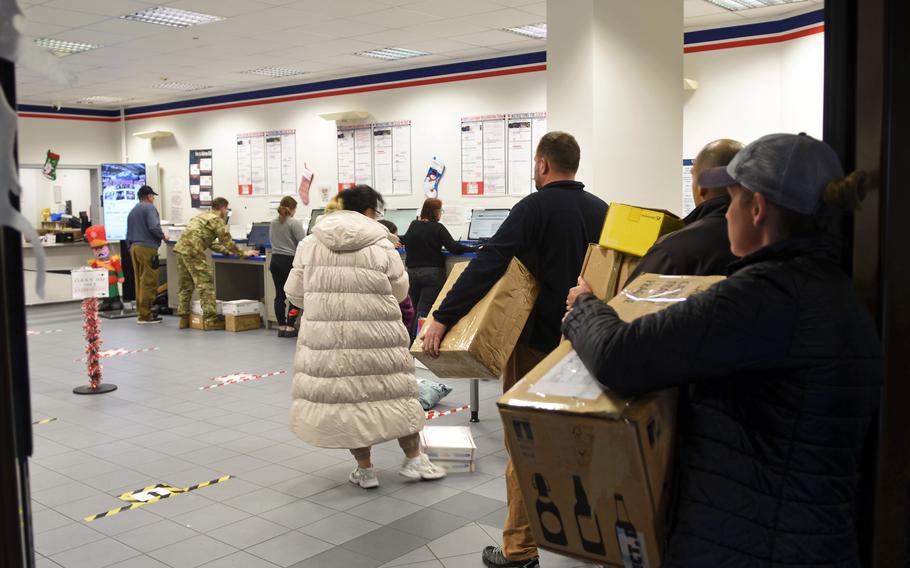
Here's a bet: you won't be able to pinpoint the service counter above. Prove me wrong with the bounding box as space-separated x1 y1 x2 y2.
22 241 129 305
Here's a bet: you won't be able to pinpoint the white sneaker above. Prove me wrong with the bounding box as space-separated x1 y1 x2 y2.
399 454 447 481
349 467 379 489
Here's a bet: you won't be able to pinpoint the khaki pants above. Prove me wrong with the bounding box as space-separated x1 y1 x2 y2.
130 245 159 320
502 342 548 561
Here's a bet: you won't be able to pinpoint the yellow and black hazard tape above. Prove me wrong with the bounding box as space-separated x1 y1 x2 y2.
84 475 231 522
32 417 57 425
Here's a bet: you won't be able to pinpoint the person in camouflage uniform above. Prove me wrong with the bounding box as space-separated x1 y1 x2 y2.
174 197 256 329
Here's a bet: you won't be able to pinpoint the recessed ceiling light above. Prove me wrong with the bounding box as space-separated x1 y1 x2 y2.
241 66 309 78
502 23 547 39
704 0 808 11
75 96 129 105
356 47 429 61
152 82 211 91
34 38 100 56
121 6 223 28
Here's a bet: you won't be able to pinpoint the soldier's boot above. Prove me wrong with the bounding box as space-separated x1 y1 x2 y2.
178 315 190 329
204 315 225 331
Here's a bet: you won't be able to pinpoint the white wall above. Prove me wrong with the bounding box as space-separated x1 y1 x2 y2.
19 167 93 226
125 72 546 239
683 33 824 159
17 116 119 167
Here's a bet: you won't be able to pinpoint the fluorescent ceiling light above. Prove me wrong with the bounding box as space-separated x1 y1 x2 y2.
704 0 808 11
75 96 128 105
34 38 100 55
241 66 309 78
503 23 547 39
152 81 210 91
356 47 429 61
121 6 223 28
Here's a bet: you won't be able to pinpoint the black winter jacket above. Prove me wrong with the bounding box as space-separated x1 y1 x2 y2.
433 180 607 353
563 237 882 567
625 195 736 284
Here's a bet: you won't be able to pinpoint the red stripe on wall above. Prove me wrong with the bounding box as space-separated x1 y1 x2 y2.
17 113 121 122
125 64 548 121
684 24 825 53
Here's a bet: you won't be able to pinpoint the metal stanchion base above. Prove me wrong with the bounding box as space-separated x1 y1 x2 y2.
73 383 118 395
470 411 479 423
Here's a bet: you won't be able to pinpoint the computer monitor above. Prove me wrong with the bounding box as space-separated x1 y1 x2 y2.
307 209 324 235
247 222 271 252
468 209 510 241
383 208 418 236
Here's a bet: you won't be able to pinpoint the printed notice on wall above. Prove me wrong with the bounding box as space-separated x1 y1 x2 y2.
682 159 695 216
372 120 412 196
461 118 484 195
337 124 374 191
482 117 506 196
237 130 296 196
507 112 546 196
461 115 508 196
189 149 213 208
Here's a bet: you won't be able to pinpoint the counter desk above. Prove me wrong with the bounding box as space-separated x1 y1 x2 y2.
23 241 128 305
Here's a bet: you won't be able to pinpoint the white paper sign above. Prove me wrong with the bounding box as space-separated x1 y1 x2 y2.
682 159 695 216
71 268 109 299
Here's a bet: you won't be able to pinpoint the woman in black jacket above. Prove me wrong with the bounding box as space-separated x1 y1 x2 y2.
400 198 475 334
564 133 881 568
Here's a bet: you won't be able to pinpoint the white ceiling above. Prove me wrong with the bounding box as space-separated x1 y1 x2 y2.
13 0 824 109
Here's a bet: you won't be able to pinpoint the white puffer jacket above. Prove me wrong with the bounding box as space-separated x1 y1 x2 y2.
284 210 424 449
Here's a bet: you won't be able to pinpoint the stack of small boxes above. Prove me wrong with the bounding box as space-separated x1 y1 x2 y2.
221 300 261 332
419 426 477 473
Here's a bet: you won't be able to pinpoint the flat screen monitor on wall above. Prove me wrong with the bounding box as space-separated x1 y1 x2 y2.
101 163 146 241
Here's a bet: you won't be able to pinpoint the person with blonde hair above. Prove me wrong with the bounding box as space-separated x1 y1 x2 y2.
564 133 881 567
269 195 304 337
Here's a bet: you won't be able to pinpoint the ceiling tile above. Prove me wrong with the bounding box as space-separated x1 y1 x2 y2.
452 8 542 29
279 38 384 60
286 17 390 38
80 17 172 39
22 5 110 26
441 46 500 61
165 0 274 18
396 38 478 54
400 0 502 18
451 29 528 47
487 39 546 53
346 7 445 28
516 2 545 18
731 2 817 20
17 20 69 38
684 13 744 29
283 0 388 18
48 28 133 47
684 0 729 17
41 0 156 17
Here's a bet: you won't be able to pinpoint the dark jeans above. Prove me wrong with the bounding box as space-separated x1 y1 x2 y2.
408 266 446 336
269 253 299 326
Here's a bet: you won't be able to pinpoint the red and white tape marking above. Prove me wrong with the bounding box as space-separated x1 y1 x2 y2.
76 347 159 362
425 404 471 421
28 329 63 336
200 370 287 390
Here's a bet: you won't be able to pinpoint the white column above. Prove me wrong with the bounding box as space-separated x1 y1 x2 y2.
547 0 683 212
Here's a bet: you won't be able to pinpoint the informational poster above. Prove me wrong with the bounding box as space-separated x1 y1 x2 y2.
189 149 212 208
237 129 296 196
371 120 412 196
336 129 356 190
682 159 695 216
461 114 507 196
354 127 373 186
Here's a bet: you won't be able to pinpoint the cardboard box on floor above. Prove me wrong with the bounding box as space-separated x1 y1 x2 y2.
225 313 261 332
498 273 725 567
411 258 539 379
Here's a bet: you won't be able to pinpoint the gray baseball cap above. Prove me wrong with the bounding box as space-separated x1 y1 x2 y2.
697 133 844 215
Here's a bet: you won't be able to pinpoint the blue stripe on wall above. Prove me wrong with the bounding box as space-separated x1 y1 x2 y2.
17 104 120 118
684 9 823 45
126 51 547 116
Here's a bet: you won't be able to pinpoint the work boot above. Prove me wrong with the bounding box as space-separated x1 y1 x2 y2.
178 315 190 329
481 546 539 568
204 316 225 331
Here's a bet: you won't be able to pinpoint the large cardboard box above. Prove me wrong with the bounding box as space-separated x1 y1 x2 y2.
411 258 538 378
225 313 261 332
191 299 223 316
499 273 724 566
420 426 476 462
222 299 260 316
599 204 685 257
580 244 640 302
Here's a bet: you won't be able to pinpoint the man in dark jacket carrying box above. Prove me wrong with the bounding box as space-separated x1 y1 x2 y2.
422 131 608 568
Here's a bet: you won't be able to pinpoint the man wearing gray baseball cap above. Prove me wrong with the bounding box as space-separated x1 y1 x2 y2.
564 133 881 567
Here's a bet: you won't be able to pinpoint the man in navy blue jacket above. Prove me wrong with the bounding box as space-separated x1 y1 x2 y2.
422 131 607 568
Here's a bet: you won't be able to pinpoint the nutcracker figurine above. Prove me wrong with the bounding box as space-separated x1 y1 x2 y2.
85 225 124 311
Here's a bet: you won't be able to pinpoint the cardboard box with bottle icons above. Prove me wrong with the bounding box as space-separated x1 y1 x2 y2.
498 273 724 566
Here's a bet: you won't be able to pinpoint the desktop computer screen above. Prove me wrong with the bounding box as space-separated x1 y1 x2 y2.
383 208 418 235
468 209 510 241
247 222 271 251
307 209 324 235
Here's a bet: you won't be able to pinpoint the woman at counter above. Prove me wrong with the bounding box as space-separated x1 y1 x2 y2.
269 196 305 338
400 199 476 337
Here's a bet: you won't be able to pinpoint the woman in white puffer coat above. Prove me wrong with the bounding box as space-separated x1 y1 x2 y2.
285 185 445 489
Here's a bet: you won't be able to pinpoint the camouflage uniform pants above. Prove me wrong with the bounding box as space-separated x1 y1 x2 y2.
175 253 218 324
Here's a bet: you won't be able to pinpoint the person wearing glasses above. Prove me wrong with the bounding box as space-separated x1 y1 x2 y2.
174 197 256 330
284 185 445 488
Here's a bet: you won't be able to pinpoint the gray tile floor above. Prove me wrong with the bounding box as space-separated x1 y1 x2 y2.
26 303 593 568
